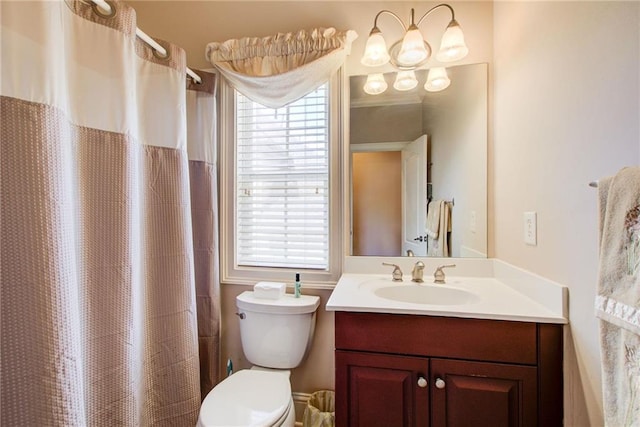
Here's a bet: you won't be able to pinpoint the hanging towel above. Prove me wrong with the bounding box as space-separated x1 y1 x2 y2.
426 200 443 239
427 200 451 257
595 167 640 427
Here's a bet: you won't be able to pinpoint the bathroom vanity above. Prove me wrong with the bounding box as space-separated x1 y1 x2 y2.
327 261 567 427
335 312 561 427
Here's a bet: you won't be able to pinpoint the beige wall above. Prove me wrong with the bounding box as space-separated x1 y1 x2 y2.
128 1 640 425
493 2 640 426
350 103 423 144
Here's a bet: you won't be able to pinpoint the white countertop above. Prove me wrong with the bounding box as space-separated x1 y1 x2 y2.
326 272 568 324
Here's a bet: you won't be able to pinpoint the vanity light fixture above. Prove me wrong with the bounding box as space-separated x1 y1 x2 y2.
361 4 468 94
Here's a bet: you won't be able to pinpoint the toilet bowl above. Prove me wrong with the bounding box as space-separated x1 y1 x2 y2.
197 292 320 427
197 368 295 427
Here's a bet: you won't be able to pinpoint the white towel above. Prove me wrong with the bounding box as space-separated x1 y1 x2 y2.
425 200 442 239
253 281 286 300
595 167 640 427
427 200 451 257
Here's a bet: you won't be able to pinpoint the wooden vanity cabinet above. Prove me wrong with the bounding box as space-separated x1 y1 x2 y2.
336 351 430 426
335 312 563 427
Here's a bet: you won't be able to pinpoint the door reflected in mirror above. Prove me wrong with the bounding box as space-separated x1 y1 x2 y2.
349 63 487 258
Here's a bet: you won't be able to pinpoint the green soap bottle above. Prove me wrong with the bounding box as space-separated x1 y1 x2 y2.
294 272 301 298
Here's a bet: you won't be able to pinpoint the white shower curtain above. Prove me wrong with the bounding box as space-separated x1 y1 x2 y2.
1 1 218 425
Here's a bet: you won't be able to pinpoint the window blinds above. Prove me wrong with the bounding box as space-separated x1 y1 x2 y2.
235 84 330 270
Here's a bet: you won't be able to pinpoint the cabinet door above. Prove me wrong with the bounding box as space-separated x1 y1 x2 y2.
430 358 537 427
336 350 429 427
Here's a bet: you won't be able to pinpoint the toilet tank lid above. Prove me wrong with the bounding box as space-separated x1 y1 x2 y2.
236 291 320 314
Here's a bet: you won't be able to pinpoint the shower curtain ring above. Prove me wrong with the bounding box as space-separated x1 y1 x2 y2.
89 0 117 19
151 40 172 61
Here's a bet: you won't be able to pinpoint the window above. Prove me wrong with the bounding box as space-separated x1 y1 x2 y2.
236 85 329 270
220 75 342 285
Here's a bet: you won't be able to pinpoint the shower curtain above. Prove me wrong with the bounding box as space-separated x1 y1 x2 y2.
187 74 221 398
1 1 219 425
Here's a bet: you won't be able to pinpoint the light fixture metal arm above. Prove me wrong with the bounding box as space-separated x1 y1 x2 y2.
416 3 456 27
372 9 408 32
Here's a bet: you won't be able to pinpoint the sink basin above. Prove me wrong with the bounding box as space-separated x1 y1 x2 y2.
374 285 480 306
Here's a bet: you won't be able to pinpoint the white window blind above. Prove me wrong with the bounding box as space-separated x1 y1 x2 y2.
235 83 329 270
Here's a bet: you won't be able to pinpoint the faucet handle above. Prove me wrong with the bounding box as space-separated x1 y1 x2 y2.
382 262 403 282
433 264 456 284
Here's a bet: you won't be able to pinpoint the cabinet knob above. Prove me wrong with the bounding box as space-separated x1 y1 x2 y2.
417 377 428 388
435 378 446 389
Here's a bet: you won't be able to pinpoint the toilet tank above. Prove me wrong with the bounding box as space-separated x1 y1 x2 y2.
236 292 320 369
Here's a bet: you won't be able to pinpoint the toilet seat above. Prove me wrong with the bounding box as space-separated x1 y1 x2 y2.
197 369 293 427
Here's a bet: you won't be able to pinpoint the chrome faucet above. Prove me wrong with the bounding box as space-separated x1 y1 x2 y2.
382 262 403 282
433 264 456 284
411 261 425 283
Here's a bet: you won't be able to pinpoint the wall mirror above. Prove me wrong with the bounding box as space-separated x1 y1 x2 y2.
349 63 488 258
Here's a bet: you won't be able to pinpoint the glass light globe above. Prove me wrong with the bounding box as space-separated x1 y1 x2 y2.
424 67 451 92
393 70 418 91
361 30 390 67
436 20 469 62
363 73 388 95
397 27 429 66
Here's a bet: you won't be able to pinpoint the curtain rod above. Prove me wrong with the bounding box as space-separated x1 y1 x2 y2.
90 0 202 84
589 181 598 188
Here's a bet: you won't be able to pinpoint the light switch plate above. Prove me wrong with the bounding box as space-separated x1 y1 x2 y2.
524 212 537 246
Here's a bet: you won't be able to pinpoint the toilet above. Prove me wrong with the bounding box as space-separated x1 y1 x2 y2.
197 291 320 427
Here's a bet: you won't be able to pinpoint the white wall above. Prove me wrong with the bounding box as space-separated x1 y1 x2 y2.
493 2 640 425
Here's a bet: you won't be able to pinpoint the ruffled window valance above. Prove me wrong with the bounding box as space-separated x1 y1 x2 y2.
206 27 357 108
